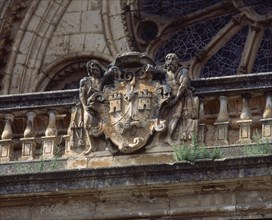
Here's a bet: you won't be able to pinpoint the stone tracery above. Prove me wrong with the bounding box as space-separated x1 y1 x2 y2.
128 0 272 78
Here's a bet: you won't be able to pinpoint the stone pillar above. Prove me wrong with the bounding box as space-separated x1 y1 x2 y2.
214 96 229 145
20 111 37 160
237 94 252 144
260 92 272 141
0 114 14 162
198 97 207 144
42 110 58 159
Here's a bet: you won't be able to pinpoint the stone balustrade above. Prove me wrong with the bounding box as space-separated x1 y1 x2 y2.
0 73 271 164
0 90 77 163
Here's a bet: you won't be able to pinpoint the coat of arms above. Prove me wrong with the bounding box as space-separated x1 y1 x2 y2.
67 52 199 155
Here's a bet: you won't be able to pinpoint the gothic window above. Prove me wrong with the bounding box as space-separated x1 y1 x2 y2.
130 0 272 78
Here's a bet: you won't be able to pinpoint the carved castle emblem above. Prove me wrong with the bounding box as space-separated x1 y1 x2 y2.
86 53 167 153
68 52 199 155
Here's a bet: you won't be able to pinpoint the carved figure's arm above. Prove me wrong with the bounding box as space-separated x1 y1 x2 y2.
79 78 88 108
176 68 190 98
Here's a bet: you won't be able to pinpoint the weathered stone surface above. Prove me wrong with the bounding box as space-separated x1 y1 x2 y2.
81 10 102 32
192 72 272 96
55 12 81 34
0 89 78 112
0 156 271 219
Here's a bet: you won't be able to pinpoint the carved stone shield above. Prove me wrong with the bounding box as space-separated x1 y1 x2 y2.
88 52 167 153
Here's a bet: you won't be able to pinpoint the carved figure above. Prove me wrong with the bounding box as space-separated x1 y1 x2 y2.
163 53 190 144
79 60 104 154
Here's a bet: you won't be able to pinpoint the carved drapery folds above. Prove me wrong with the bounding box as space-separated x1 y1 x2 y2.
67 52 199 155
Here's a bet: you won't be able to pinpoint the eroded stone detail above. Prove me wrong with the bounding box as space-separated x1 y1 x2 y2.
67 52 199 155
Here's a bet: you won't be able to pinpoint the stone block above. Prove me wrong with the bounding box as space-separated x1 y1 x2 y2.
81 10 102 32
20 138 36 161
34 0 50 18
36 20 50 38
47 35 69 55
114 38 130 53
44 2 60 23
84 33 105 52
198 192 236 206
88 0 101 10
170 194 199 208
27 15 42 33
236 190 272 205
31 199 96 219
55 12 81 34
67 0 88 12
19 31 34 55
67 157 88 169
0 206 31 220
109 1 122 16
41 136 58 159
110 16 125 39
0 140 14 162
69 34 85 52
88 157 114 168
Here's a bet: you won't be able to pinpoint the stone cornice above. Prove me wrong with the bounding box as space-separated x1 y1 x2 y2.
0 72 271 112
0 89 79 112
0 155 271 196
192 72 272 96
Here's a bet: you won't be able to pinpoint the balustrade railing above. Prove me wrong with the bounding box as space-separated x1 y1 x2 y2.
0 72 271 164
0 90 77 163
193 72 272 146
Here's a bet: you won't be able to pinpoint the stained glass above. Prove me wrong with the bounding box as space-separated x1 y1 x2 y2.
155 15 231 64
201 26 249 77
244 0 272 15
138 0 272 77
140 0 221 18
252 28 272 73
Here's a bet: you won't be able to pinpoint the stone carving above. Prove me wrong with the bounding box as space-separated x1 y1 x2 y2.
162 53 199 145
67 52 199 155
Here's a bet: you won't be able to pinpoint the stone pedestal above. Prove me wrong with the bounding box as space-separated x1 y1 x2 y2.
237 119 252 144
20 137 36 160
214 122 229 145
198 123 207 144
0 140 14 162
260 118 272 141
63 134 71 157
41 136 58 159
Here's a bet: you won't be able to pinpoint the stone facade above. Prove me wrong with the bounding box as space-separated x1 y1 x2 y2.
0 0 272 219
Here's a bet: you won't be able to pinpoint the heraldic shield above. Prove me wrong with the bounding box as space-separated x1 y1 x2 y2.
85 52 168 153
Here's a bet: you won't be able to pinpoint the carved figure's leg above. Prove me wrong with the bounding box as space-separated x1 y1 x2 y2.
164 102 183 145
81 111 95 155
164 116 179 145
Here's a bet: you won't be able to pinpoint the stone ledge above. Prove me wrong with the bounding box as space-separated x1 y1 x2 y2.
192 72 272 96
0 89 79 112
0 72 271 112
0 155 271 196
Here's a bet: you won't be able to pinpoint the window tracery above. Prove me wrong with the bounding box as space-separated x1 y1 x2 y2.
132 0 272 78
140 0 221 18
252 28 272 73
201 26 249 77
155 15 232 64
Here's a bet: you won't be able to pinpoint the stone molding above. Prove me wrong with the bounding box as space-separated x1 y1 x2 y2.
0 155 271 196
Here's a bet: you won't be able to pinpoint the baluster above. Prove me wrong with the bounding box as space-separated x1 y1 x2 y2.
237 93 253 143
198 97 207 144
0 114 14 162
20 111 37 160
260 92 272 141
42 110 58 159
214 96 229 145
